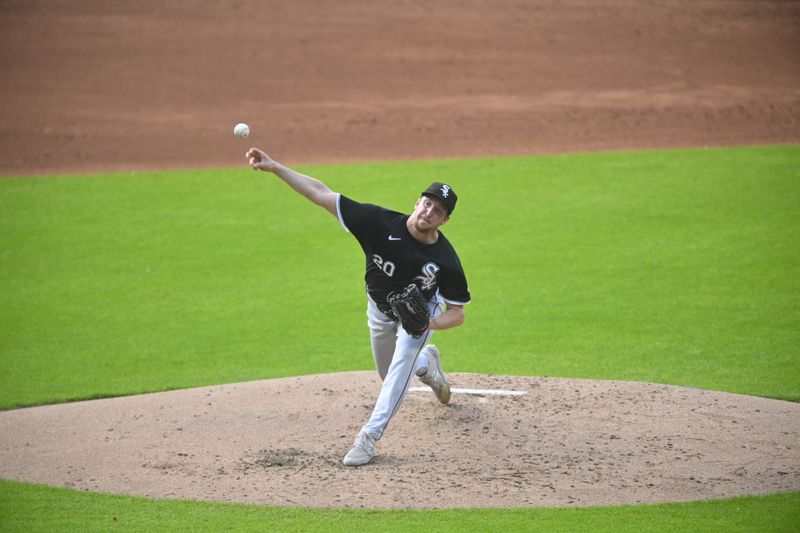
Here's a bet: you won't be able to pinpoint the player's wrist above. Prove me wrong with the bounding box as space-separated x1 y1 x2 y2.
264 160 282 173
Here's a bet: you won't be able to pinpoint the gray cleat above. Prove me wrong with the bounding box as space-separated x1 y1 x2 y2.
343 431 377 466
416 344 451 404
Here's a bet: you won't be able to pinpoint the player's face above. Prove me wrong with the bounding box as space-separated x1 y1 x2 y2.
412 196 449 232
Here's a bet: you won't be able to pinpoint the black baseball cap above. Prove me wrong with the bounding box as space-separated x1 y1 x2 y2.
421 182 457 214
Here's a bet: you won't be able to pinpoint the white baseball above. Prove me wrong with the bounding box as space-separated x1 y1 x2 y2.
233 123 250 138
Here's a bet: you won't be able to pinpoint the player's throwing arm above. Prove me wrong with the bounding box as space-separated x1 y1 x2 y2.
246 147 338 217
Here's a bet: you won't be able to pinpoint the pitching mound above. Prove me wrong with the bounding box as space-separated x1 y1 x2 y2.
1 372 798 508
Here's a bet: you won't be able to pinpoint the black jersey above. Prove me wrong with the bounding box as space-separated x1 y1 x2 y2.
337 194 471 310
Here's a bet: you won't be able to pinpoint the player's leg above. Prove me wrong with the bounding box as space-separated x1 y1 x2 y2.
345 325 431 466
344 298 442 466
360 327 432 440
412 299 445 375
344 296 408 467
365 296 447 437
366 296 397 380
366 295 444 379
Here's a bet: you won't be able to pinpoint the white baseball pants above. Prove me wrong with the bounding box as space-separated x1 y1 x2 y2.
360 294 443 439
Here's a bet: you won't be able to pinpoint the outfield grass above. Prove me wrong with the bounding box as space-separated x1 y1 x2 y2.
1 479 799 533
1 146 798 408
1 146 798 530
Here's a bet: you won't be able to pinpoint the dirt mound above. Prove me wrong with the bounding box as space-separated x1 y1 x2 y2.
1 372 798 508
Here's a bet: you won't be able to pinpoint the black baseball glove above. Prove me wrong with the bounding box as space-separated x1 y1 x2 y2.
387 284 431 338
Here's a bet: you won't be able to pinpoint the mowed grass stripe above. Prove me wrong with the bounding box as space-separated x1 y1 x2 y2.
0 146 798 410
1 479 798 533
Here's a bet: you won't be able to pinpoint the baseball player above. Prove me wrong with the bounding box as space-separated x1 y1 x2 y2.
246 147 471 466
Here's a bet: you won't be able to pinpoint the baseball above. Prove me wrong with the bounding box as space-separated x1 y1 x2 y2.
233 122 250 138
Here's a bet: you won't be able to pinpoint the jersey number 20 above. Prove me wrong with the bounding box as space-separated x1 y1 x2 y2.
372 254 395 277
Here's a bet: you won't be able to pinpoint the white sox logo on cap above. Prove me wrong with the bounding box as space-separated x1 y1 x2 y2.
421 181 457 214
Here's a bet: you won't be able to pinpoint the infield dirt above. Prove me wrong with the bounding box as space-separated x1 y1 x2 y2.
1 373 799 508
0 0 799 509
1 0 798 176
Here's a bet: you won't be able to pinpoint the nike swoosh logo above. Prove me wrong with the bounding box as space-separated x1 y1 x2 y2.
388 235 401 241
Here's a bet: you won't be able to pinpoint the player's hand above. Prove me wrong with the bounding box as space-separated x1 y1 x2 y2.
246 147 278 172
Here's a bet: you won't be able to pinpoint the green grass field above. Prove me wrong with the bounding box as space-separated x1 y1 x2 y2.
1 479 798 533
1 146 798 531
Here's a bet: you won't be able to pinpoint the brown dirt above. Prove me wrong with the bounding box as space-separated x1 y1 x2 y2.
0 0 799 177
1 372 799 508
0 0 799 509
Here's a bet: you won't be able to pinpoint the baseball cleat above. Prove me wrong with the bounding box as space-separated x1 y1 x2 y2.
343 431 377 466
416 344 451 404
